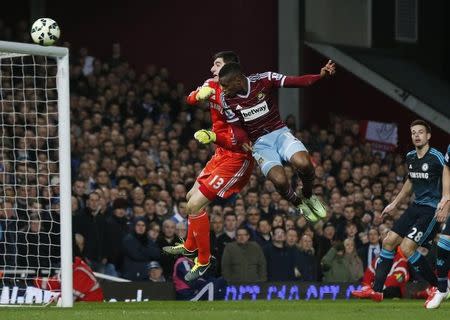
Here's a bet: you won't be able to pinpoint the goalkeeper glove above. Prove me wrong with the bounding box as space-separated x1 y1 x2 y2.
195 86 215 101
194 129 216 144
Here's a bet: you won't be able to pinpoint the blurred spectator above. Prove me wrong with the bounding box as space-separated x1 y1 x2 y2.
73 191 110 274
221 227 267 282
286 229 299 248
264 227 297 281
241 206 261 239
321 239 364 282
175 221 187 240
255 218 272 248
105 198 130 275
317 222 336 259
156 219 177 279
122 217 160 281
147 261 166 282
295 234 320 281
215 212 237 274
357 227 381 270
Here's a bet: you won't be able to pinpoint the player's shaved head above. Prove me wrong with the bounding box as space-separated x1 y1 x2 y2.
213 51 239 64
219 62 243 79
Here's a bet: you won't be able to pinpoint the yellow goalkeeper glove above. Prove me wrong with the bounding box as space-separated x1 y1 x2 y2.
194 129 216 144
195 86 215 101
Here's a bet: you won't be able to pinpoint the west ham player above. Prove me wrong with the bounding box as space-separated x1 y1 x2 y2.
163 52 254 281
426 144 450 309
352 120 443 302
218 61 335 222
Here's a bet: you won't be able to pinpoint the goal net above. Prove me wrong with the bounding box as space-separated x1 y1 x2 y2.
0 41 72 307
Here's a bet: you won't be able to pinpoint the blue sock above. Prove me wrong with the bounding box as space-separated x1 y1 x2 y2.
373 248 395 292
436 236 450 293
408 250 438 287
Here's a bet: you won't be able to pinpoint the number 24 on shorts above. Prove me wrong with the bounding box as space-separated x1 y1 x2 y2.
209 175 224 189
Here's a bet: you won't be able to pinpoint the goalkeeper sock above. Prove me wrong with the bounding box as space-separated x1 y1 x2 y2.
184 216 197 252
373 248 395 292
408 250 438 287
190 209 211 265
436 236 450 292
298 167 314 199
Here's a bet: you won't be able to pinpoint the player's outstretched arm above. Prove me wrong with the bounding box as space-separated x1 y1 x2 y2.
282 60 335 88
186 86 215 105
382 179 413 216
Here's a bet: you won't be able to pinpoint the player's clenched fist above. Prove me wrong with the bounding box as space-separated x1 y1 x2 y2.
194 129 216 144
195 86 215 101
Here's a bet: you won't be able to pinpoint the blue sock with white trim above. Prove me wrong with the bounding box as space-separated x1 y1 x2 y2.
408 250 438 287
373 248 395 292
436 236 450 292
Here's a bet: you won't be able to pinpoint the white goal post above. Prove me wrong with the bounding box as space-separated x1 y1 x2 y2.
0 41 72 307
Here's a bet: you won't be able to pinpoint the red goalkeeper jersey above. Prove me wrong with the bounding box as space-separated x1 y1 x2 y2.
187 79 251 159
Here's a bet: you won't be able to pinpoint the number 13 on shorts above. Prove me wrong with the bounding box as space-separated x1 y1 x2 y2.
209 175 225 189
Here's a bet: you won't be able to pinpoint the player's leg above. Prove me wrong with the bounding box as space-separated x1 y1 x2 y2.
162 187 210 258
402 206 439 290
185 156 252 281
163 161 214 258
264 165 318 223
266 165 301 206
275 127 326 220
399 238 437 289
187 180 200 201
252 134 308 216
354 207 416 300
372 231 403 294
426 217 450 309
289 151 314 198
165 156 218 257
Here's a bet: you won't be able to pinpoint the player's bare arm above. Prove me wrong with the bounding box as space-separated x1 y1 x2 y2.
382 178 413 216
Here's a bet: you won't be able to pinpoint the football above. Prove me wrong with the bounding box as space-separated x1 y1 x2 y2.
30 18 60 46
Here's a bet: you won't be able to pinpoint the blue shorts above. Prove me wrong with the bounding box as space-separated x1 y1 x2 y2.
252 126 307 176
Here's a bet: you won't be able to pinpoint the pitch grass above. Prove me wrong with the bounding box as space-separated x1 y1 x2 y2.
1 300 449 320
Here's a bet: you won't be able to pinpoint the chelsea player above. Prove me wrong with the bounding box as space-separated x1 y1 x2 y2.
425 143 450 309
353 119 444 302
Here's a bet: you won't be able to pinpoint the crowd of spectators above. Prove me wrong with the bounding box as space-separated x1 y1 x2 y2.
0 20 422 285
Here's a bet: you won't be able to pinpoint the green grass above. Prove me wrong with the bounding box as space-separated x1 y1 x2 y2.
1 300 449 320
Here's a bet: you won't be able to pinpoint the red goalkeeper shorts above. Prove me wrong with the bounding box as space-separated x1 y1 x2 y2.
197 153 254 200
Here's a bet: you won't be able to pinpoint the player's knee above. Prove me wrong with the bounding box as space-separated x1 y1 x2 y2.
270 174 288 190
399 241 416 258
293 155 314 175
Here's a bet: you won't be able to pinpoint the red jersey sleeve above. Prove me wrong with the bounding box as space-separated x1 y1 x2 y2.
186 89 199 105
186 79 218 105
214 123 249 152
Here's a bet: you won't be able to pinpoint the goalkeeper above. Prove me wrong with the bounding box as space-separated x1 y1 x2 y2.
163 51 254 282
